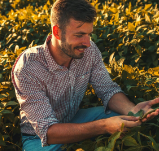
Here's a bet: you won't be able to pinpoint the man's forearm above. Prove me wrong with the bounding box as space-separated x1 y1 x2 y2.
47 120 105 144
47 113 141 145
47 93 136 145
108 92 135 115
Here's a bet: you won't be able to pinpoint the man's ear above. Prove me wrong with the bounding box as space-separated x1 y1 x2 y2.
53 25 61 40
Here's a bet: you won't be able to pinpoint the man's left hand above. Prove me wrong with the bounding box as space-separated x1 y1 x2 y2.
130 98 159 122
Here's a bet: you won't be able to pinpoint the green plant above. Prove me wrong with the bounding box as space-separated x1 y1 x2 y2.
0 50 21 150
0 0 159 150
91 0 159 70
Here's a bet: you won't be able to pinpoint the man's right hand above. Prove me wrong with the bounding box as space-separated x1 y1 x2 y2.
47 115 141 144
100 115 141 135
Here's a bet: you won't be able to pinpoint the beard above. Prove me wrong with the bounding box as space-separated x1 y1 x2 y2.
60 34 87 59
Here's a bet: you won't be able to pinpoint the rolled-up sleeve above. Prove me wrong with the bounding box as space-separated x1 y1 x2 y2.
12 67 59 146
89 43 123 111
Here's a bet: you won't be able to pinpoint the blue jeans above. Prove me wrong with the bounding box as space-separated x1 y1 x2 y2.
22 106 119 151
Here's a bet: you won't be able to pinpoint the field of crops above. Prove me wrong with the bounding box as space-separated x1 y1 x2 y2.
0 0 159 150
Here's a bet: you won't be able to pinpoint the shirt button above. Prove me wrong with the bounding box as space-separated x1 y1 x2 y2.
106 110 111 114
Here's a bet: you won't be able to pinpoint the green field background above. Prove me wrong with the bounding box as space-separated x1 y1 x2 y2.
0 0 159 150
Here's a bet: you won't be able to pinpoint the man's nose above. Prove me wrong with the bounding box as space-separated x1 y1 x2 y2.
82 35 91 48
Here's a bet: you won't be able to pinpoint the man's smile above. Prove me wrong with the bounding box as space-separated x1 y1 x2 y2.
76 48 85 52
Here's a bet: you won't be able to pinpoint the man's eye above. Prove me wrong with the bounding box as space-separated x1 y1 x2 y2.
75 35 83 38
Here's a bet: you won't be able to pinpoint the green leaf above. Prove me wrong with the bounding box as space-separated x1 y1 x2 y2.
0 93 9 99
102 51 109 57
123 65 134 74
122 127 141 141
130 39 137 46
117 57 125 66
0 113 2 122
144 123 159 128
0 103 3 108
29 28 34 33
139 132 159 151
148 45 156 52
14 116 20 126
3 135 10 141
128 110 144 118
123 136 139 146
124 146 142 151
0 74 3 82
128 22 135 32
107 132 121 150
153 60 158 66
126 85 136 92
136 98 145 102
95 39 103 43
144 4 152 10
109 52 115 65
9 90 16 99
135 45 142 56
109 7 117 13
137 131 142 145
92 34 97 42
128 111 134 116
134 110 144 118
95 135 108 142
107 124 123 151
1 109 13 115
5 101 18 107
0 133 6 146
156 127 159 142
128 2 132 12
145 14 151 22
141 107 159 120
147 30 155 35
34 39 39 44
95 146 107 151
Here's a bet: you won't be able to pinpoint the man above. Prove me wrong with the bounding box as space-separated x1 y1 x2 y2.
11 0 159 150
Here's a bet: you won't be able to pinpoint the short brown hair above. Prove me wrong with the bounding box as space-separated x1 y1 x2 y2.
50 0 96 31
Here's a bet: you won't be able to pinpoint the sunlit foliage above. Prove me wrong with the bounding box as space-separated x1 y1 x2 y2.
0 0 159 150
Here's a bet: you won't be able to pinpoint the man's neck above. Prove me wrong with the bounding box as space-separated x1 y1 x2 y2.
48 39 72 68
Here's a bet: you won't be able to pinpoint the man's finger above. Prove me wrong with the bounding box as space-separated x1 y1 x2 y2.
147 109 159 118
149 98 159 106
120 116 141 127
141 109 159 122
125 120 141 128
120 115 140 121
122 127 130 132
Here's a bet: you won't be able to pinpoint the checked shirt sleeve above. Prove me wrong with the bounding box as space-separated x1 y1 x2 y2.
89 42 123 111
12 64 59 147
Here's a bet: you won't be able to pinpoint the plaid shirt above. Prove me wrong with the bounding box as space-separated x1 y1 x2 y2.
11 35 122 146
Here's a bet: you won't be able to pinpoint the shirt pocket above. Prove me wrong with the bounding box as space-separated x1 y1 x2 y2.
74 71 90 92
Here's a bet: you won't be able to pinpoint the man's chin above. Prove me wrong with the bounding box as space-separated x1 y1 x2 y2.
73 53 84 59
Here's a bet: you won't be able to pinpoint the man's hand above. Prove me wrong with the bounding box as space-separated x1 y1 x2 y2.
130 98 159 122
47 115 141 144
101 115 141 135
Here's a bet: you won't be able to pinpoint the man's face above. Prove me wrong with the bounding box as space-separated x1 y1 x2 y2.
59 18 93 59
